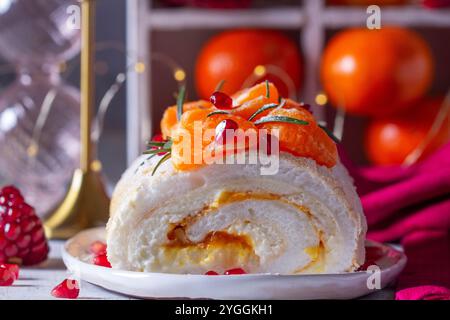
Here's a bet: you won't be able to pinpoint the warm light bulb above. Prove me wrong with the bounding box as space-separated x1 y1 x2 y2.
90 160 103 172
254 65 266 77
134 62 146 73
315 93 328 106
174 68 186 82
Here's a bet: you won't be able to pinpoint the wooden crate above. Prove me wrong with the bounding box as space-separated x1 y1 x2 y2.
126 0 450 164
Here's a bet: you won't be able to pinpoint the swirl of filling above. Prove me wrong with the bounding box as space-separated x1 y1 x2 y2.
106 153 366 275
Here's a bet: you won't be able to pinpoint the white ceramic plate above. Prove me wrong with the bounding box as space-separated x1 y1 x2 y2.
62 227 406 300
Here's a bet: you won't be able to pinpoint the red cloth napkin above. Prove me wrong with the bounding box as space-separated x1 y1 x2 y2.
339 143 450 300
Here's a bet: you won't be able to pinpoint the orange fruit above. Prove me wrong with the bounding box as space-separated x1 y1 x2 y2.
257 108 338 167
321 27 434 117
195 29 303 99
161 100 212 139
365 97 450 165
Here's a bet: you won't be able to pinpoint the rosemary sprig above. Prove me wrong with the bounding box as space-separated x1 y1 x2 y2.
248 103 279 121
207 110 231 117
176 84 186 121
147 141 166 147
215 80 226 92
254 116 309 126
152 153 171 176
276 99 286 109
143 148 171 155
318 124 341 143
143 137 174 175
265 80 270 98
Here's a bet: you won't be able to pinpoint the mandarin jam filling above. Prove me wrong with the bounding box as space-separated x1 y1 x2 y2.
162 226 259 272
160 191 327 274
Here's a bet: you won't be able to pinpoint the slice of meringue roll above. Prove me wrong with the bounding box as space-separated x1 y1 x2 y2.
106 152 367 274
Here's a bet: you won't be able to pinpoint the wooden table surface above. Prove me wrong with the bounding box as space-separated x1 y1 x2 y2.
1 241 395 300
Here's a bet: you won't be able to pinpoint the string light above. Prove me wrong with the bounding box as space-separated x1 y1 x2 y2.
254 65 266 77
315 93 328 106
134 62 146 73
90 160 103 172
173 68 186 82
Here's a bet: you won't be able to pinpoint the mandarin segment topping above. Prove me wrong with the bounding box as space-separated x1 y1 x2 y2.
156 82 338 172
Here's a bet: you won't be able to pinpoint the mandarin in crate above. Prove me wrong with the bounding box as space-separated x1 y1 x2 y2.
195 29 302 99
365 97 450 165
321 27 434 117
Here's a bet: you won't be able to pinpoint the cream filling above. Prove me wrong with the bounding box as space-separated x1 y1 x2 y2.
133 191 328 274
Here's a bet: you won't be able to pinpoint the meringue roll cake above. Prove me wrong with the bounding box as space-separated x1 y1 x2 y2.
107 83 367 275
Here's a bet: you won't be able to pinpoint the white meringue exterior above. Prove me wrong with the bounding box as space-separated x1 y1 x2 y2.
107 153 367 275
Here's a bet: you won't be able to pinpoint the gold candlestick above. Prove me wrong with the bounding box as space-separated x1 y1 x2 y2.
44 0 110 239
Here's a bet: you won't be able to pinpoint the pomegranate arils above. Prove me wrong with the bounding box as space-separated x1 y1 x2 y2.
93 254 111 268
1 263 19 279
4 223 21 241
0 267 15 286
4 244 18 257
210 91 233 110
51 279 80 299
0 185 49 265
205 270 219 275
259 133 278 156
89 241 107 256
224 268 247 275
215 119 239 144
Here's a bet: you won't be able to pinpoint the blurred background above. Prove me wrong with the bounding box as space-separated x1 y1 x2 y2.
0 0 449 217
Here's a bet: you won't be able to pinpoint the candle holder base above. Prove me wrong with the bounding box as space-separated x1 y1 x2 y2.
44 165 110 239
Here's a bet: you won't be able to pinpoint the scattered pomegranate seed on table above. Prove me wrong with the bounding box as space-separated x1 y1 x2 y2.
0 263 19 279
210 91 233 110
215 119 239 145
0 185 49 266
51 279 80 299
0 267 15 286
224 268 247 275
205 270 219 275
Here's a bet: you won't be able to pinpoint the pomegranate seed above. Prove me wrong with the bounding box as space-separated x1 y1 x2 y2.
51 279 80 299
0 235 7 250
4 223 21 241
205 270 219 275
224 268 247 275
4 244 18 257
93 254 111 268
20 218 36 233
31 227 45 243
0 263 19 279
0 185 49 266
210 91 233 110
0 267 15 286
16 234 31 249
259 133 278 156
89 241 107 256
0 186 23 200
215 119 239 144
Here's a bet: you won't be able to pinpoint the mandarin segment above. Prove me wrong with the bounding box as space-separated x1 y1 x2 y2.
257 108 337 167
232 82 279 106
161 100 212 139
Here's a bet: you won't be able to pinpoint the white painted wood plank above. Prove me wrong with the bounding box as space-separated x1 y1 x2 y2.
0 241 132 300
324 6 450 28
